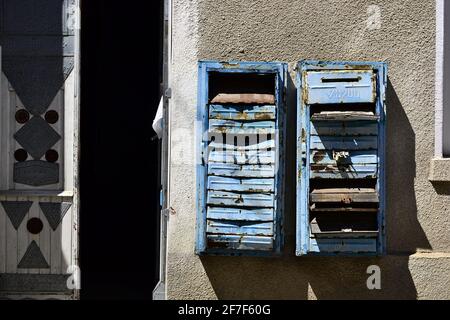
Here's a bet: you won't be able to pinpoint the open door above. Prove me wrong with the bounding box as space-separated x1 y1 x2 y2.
0 0 80 299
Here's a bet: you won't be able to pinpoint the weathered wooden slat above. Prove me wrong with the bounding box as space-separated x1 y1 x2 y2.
208 119 275 135
207 176 274 193
310 188 379 203
310 204 378 213
209 105 276 121
312 230 379 238
207 207 274 221
208 163 275 178
310 135 377 150
207 191 274 208
311 121 378 136
311 111 379 121
209 139 275 151
310 164 377 179
207 235 273 251
310 150 377 165
207 219 273 236
309 238 377 253
306 70 375 104
211 93 275 104
208 150 275 165
310 218 378 238
312 188 376 193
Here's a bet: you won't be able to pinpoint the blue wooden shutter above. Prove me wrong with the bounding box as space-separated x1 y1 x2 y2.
196 61 287 256
296 60 387 256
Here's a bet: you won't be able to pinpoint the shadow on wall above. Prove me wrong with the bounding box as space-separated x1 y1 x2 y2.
431 182 450 196
199 77 429 300
385 79 430 253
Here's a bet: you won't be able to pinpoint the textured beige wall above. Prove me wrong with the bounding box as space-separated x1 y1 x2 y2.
167 0 450 299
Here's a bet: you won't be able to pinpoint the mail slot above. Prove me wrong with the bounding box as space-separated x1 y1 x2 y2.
196 61 287 256
305 70 376 104
297 60 387 256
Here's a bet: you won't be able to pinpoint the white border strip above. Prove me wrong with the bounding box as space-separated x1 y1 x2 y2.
436 0 444 157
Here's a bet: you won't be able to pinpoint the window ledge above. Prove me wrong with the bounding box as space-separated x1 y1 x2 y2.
429 158 450 181
0 190 74 197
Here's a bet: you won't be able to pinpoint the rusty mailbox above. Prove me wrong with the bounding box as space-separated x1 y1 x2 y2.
195 61 287 256
296 60 387 256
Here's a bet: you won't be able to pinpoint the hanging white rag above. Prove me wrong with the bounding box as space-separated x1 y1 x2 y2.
152 96 164 139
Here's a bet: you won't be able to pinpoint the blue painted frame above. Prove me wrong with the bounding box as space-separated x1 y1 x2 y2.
296 60 387 256
195 61 287 256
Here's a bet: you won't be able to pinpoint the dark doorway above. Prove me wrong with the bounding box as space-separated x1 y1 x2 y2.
80 1 163 299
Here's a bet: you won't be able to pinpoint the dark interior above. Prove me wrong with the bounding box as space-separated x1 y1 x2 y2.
208 72 275 102
309 103 376 115
80 1 163 299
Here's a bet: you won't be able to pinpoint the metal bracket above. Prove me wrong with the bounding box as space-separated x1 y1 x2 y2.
164 88 172 99
162 207 175 218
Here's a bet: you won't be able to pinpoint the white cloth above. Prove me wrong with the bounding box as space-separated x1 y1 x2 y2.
152 96 164 139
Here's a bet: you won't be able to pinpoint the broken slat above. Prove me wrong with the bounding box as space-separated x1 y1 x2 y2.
310 188 379 203
210 93 275 104
312 231 379 238
310 150 377 165
311 121 378 136
207 219 273 236
310 204 378 213
208 119 275 135
208 163 275 178
208 150 275 165
310 217 378 238
310 135 377 150
309 238 377 253
209 105 276 121
207 235 273 251
311 111 379 121
207 207 274 221
310 164 377 179
207 191 274 208
312 188 376 194
207 176 274 193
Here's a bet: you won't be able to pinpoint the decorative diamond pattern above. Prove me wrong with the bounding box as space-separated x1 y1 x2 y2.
14 116 61 159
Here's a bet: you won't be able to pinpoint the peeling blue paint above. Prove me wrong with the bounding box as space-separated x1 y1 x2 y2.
196 61 287 256
296 60 387 256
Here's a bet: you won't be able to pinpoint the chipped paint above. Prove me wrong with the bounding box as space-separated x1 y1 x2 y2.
296 60 387 256
196 61 287 256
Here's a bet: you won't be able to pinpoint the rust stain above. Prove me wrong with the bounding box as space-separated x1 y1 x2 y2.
312 151 326 163
254 112 273 120
302 71 309 105
221 62 240 69
371 73 377 102
341 196 352 204
301 128 306 142
344 64 372 70
208 239 229 249
234 197 244 204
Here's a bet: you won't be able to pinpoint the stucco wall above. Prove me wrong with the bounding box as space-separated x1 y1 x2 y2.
167 0 450 299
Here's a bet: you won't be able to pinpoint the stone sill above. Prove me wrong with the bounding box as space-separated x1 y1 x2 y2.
429 158 450 182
